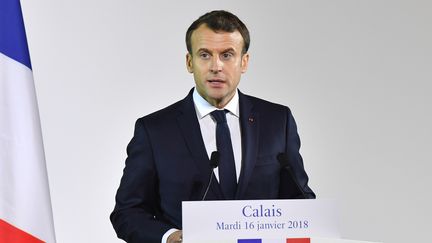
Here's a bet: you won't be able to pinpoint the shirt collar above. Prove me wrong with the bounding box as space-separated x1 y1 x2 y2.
193 88 240 119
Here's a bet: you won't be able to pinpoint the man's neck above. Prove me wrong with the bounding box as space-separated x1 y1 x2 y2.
192 88 239 118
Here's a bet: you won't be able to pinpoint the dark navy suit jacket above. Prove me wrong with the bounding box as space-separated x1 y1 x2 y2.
110 89 315 243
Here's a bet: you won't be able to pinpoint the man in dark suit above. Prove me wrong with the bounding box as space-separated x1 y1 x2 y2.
110 10 315 243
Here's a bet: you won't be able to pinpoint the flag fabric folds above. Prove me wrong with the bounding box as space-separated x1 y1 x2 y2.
0 0 56 242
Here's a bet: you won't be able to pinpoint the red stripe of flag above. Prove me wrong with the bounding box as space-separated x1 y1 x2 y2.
287 238 311 243
0 219 44 243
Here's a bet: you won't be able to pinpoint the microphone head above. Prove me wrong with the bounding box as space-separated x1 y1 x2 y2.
210 151 220 168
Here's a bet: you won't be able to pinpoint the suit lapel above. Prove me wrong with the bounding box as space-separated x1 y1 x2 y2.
236 91 260 199
176 89 260 200
176 89 224 199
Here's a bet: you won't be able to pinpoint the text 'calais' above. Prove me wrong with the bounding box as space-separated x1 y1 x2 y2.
242 204 282 217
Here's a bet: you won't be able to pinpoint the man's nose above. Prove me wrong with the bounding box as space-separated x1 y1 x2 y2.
210 56 223 73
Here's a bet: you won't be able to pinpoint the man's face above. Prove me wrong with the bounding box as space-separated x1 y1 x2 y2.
186 24 249 108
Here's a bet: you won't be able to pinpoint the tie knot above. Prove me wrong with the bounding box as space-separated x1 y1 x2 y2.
211 110 228 124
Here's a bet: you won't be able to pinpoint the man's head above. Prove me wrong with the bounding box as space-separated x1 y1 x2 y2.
186 10 250 55
186 10 250 108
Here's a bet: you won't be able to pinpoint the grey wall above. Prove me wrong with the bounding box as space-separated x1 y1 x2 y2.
21 0 431 242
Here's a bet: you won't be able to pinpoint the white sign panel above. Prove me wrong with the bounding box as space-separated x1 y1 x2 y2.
182 199 339 243
180 239 380 243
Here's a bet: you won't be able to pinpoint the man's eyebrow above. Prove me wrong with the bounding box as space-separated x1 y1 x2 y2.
221 48 235 53
196 48 211 54
196 47 236 54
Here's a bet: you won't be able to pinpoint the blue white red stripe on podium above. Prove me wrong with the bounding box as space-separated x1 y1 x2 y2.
238 238 311 243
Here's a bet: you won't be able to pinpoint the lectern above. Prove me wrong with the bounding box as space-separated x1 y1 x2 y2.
182 199 381 243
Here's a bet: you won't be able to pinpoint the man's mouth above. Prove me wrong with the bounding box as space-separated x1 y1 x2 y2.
208 79 225 83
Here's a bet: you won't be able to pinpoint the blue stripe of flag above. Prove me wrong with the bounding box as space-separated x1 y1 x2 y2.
0 0 32 69
238 239 262 243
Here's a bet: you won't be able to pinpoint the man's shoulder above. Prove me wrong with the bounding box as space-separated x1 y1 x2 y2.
240 92 291 113
137 100 183 123
137 91 192 124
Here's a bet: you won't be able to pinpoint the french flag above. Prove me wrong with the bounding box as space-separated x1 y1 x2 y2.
0 0 56 242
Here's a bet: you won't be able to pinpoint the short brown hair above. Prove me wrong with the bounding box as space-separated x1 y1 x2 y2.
186 10 250 55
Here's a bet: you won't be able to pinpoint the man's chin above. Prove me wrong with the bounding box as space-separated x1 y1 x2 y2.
208 94 236 108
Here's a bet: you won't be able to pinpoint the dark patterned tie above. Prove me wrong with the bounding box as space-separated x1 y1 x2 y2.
210 110 237 199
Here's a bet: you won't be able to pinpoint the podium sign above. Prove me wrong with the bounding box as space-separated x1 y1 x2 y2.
181 239 380 243
182 199 340 243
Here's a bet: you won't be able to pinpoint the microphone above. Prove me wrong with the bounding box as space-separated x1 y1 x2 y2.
202 151 220 200
277 153 307 199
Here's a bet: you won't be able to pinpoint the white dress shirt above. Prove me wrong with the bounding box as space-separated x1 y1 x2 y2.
162 89 243 243
192 88 242 181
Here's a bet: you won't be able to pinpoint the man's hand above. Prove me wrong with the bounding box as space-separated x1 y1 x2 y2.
167 230 182 243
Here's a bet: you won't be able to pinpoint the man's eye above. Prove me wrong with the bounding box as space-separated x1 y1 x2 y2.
221 53 233 60
199 53 210 59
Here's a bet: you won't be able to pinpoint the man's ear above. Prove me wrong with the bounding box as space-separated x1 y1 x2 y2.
186 53 193 73
241 53 250 73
